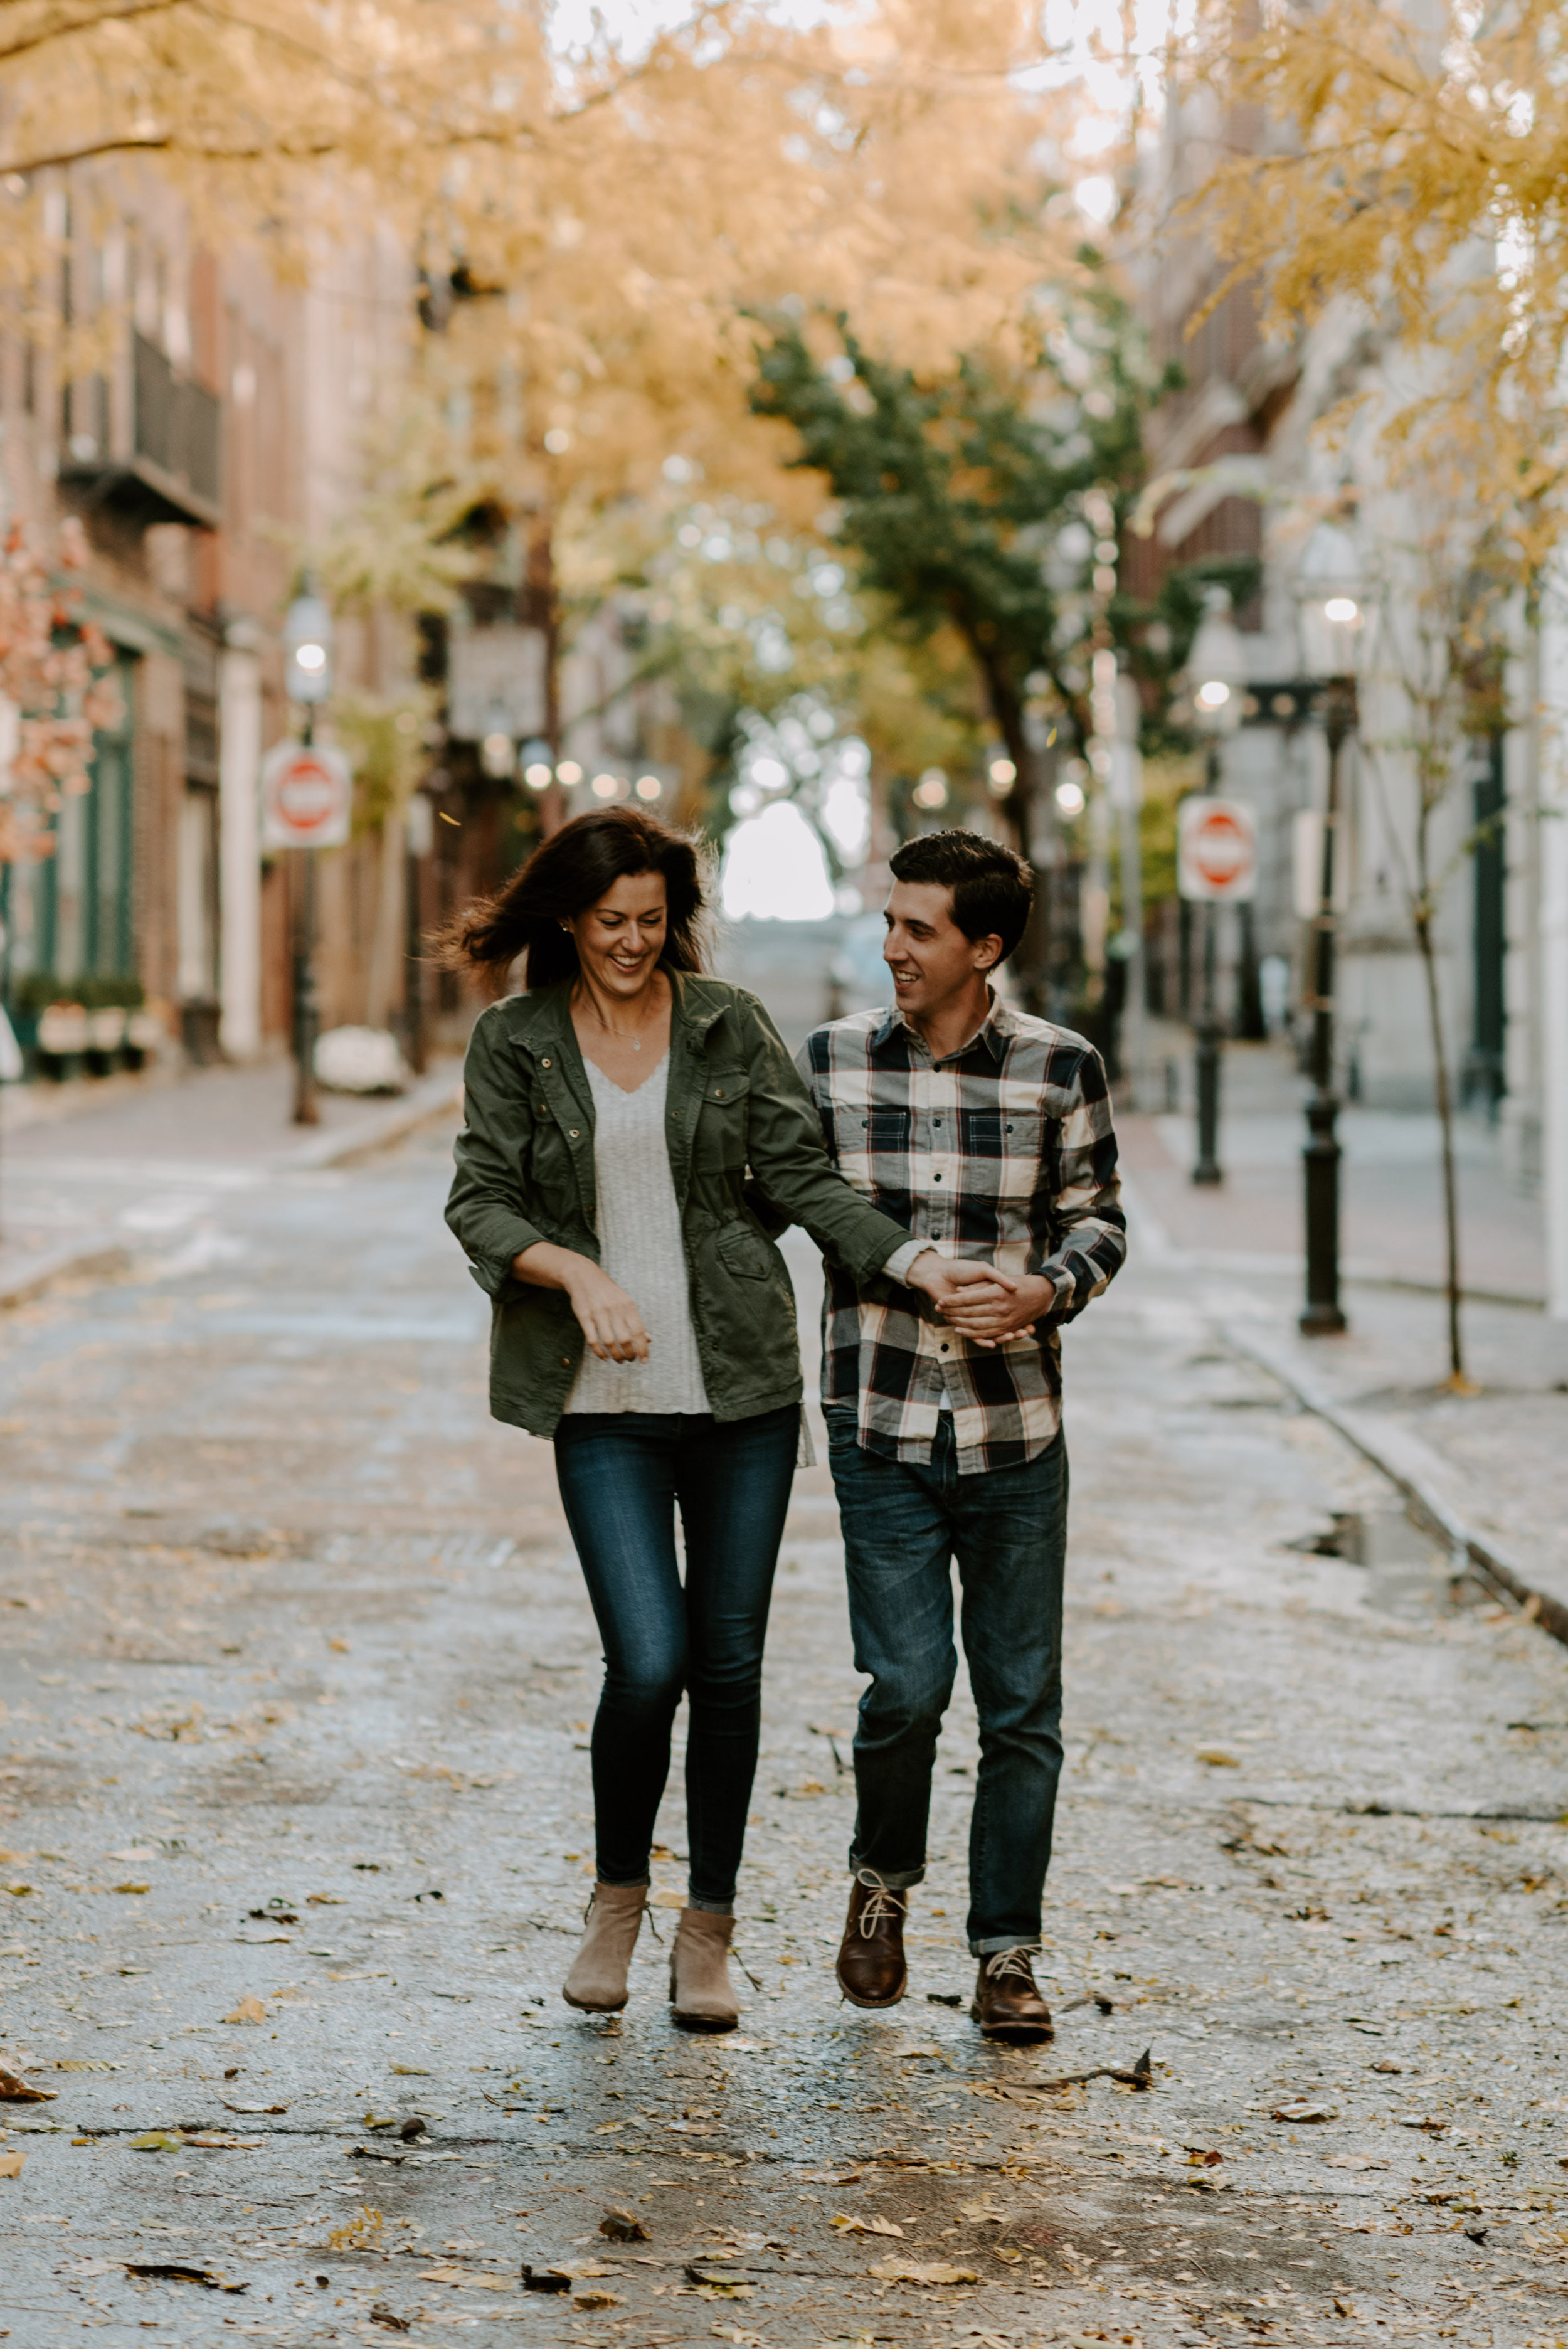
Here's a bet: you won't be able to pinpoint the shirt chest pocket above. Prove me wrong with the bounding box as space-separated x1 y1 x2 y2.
956 1104 1041 1197
692 1071 751 1170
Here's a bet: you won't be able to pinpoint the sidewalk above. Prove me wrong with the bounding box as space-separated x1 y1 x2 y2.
0 1054 463 1303
1114 1031 1568 1618
1122 1030 1546 1307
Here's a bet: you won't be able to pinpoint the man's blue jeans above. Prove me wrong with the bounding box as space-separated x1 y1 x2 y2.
825 1407 1067 1955
553 1406 798 1911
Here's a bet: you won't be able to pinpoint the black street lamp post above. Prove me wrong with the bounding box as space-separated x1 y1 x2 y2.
1193 741 1224 1186
1295 522 1364 1337
1300 676 1355 1334
1185 590 1248 1188
283 589 334 1127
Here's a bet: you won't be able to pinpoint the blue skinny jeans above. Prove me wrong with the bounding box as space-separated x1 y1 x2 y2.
552 1404 798 1910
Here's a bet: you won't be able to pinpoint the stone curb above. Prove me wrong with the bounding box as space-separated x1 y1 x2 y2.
1225 1323 1568 1652
269 1068 464 1172
0 1236 131 1309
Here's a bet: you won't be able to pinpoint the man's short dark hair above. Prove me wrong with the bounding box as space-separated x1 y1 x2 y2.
888 829 1034 963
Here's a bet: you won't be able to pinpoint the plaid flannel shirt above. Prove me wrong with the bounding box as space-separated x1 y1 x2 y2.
797 995 1126 1475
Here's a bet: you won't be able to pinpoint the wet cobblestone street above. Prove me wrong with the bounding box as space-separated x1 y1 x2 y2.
3 1116 1568 2348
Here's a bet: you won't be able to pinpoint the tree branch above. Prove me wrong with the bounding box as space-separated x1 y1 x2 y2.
0 0 183 68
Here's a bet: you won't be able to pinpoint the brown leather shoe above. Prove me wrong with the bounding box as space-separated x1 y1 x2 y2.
972 1948 1054 2042
835 1870 908 2008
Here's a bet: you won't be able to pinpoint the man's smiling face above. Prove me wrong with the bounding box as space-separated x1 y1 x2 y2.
882 878 1000 1021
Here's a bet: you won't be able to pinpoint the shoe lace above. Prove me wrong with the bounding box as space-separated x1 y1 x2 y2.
983 1946 1037 1983
854 1871 907 1937
581 1885 660 1944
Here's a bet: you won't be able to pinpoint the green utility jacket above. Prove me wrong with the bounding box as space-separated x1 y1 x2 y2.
445 973 913 1438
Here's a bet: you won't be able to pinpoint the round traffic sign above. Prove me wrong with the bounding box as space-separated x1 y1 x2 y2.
1191 807 1249 886
1177 795 1258 902
275 755 339 831
261 740 352 851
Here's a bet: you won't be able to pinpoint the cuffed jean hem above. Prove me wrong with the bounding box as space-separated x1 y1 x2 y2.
971 1933 1042 1958
849 1858 926 1892
686 1894 734 1916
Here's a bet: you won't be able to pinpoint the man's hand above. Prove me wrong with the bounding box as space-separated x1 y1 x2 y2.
904 1250 1017 1310
935 1270 1059 1348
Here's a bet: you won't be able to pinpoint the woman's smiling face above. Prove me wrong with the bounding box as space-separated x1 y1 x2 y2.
568 869 669 999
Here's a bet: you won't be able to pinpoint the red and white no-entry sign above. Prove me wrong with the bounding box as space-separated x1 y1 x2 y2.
262 740 352 851
1178 795 1258 903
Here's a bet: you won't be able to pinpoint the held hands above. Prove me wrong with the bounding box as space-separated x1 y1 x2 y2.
905 1250 1058 1350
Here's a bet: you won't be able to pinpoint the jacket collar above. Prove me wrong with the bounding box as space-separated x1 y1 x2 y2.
510 967 727 1056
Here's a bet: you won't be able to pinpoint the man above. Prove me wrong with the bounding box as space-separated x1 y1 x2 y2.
800 829 1126 2041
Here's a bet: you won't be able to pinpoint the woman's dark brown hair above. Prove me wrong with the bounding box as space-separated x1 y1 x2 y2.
437 805 714 997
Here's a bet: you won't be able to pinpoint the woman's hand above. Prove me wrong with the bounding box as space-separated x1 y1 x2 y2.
565 1263 652 1362
936 1270 1059 1349
512 1241 651 1363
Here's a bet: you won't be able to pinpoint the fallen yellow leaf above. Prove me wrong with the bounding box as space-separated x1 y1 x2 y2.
832 2214 904 2237
0 2065 55 2102
417 2267 518 2291
222 1996 267 2025
1195 1748 1240 1768
112 1882 150 1895
0 2147 25 2178
867 2256 978 2285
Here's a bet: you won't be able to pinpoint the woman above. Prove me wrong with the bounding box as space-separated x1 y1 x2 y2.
443 808 952 2031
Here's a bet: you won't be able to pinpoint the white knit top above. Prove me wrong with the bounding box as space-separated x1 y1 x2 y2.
563 1054 710 1416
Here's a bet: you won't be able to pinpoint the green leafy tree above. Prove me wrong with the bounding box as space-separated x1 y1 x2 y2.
747 283 1171 855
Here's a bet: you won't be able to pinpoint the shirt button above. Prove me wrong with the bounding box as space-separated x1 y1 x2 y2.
940 1342 950 1354
933 1172 943 1182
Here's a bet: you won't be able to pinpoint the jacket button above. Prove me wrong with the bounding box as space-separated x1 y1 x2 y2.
541 1056 552 1068
714 1087 724 1098
569 1128 580 1139
560 1355 571 1367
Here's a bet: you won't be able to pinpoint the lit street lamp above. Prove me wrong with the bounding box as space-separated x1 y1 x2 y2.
282 588 335 1127
1185 589 1248 1186
1295 521 1364 1336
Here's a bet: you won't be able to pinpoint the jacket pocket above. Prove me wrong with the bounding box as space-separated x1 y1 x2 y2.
692 1070 751 1170
714 1218 773 1281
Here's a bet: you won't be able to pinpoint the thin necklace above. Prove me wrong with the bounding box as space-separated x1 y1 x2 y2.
581 985 654 1051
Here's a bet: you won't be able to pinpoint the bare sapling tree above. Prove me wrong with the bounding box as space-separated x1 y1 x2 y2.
1356 519 1510 1391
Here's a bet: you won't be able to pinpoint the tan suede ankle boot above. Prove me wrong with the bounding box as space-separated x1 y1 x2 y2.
562 1881 647 2012
669 1907 739 2032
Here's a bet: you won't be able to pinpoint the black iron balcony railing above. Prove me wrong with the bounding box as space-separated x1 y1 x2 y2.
60 332 222 531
